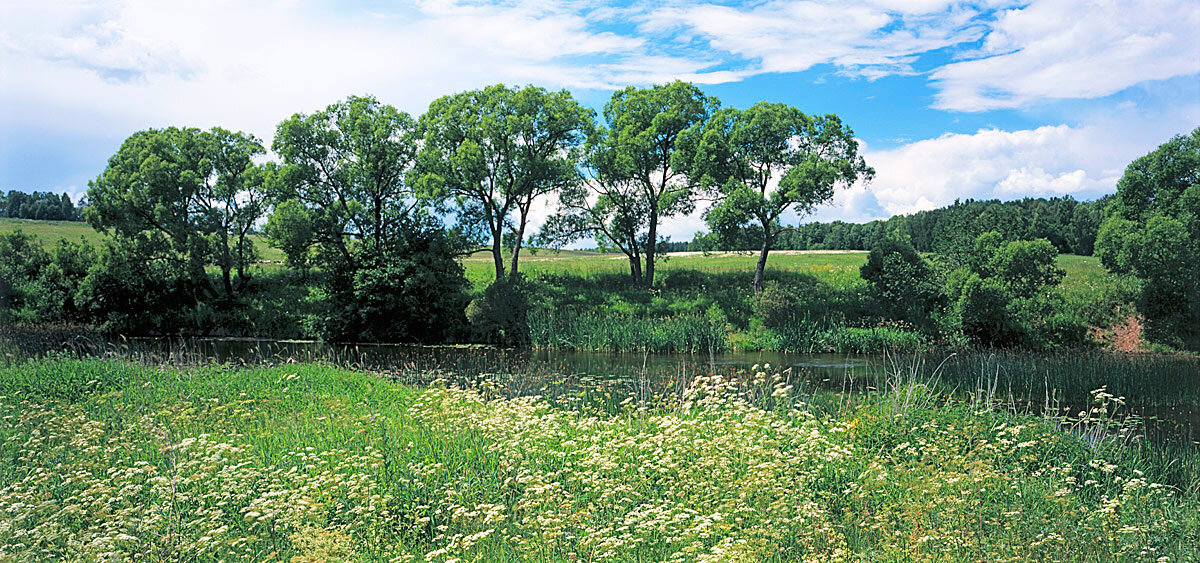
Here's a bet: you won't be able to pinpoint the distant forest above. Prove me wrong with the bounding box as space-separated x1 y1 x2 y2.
0 191 83 221
678 196 1107 256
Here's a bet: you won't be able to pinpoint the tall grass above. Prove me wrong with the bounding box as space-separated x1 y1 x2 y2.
529 311 727 354
2 357 1198 561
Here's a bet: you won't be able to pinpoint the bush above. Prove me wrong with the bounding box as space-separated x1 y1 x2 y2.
316 219 470 343
467 277 532 347
860 234 945 331
76 242 199 334
957 274 1020 347
753 282 800 329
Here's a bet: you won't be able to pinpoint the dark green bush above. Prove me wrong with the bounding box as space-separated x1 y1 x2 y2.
467 277 532 347
316 219 470 343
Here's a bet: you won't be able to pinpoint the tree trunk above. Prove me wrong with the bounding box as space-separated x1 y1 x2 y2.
509 212 527 280
753 227 773 293
221 265 234 299
644 209 658 289
491 228 505 281
627 251 642 285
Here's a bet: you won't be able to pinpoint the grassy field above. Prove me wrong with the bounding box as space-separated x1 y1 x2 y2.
0 217 285 262
0 357 1196 561
468 248 1111 291
466 249 872 289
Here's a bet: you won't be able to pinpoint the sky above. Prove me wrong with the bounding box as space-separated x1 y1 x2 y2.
1 0 1198 243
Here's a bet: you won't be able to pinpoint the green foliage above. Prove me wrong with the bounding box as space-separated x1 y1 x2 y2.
416 84 592 279
860 234 945 330
1096 127 1200 349
957 273 1021 347
263 198 314 274
0 190 81 221
273 95 421 263
550 81 718 287
949 232 1075 348
987 238 1066 296
693 196 1107 258
466 277 532 347
86 126 268 300
75 240 198 333
529 311 726 353
678 101 873 290
0 231 50 322
315 216 470 343
752 282 802 330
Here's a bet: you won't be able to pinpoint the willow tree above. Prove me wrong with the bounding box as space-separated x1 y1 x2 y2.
271 95 421 269
602 81 717 288
678 102 872 291
415 84 591 280
86 126 267 300
539 124 652 284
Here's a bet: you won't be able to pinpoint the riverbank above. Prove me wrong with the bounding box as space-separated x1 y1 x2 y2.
1 358 1197 561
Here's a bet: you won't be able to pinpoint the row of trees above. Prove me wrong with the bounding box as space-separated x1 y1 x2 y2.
688 196 1106 257
0 191 82 221
55 83 868 339
540 87 871 291
86 82 871 301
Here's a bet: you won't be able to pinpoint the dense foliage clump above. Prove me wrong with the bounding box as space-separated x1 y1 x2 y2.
1096 127 1200 350
0 190 82 221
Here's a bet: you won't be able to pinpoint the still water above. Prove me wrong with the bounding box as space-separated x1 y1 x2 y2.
7 331 1200 446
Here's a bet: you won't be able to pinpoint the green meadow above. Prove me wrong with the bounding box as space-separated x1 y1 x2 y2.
0 218 286 263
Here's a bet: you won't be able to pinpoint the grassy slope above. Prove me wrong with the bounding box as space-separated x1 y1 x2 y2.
0 358 1196 561
0 217 285 262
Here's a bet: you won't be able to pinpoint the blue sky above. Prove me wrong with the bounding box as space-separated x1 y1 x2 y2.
1 0 1198 241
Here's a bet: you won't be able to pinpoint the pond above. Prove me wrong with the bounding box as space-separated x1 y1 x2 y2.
4 329 1199 446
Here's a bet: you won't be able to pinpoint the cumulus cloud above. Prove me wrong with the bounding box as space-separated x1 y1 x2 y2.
931 0 1200 111
833 115 1197 220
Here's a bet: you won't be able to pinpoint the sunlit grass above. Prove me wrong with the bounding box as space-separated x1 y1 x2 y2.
0 217 285 262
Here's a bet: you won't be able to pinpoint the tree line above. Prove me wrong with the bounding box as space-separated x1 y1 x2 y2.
684 196 1107 257
0 83 869 340
0 191 83 221
0 77 1195 351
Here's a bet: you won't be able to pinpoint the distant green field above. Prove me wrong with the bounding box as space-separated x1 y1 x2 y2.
0 217 285 262
464 249 872 288
466 248 1110 290
3 217 1111 291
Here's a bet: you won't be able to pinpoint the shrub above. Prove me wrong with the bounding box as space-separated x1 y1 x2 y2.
467 277 532 347
316 220 470 343
860 234 945 330
753 282 800 329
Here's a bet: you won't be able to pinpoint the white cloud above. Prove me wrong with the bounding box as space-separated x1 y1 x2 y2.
931 0 1200 111
641 0 998 79
834 109 1199 220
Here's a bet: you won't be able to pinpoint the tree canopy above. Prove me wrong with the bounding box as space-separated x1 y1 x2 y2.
679 102 872 291
1096 127 1200 348
416 84 592 279
273 95 422 268
86 126 268 300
